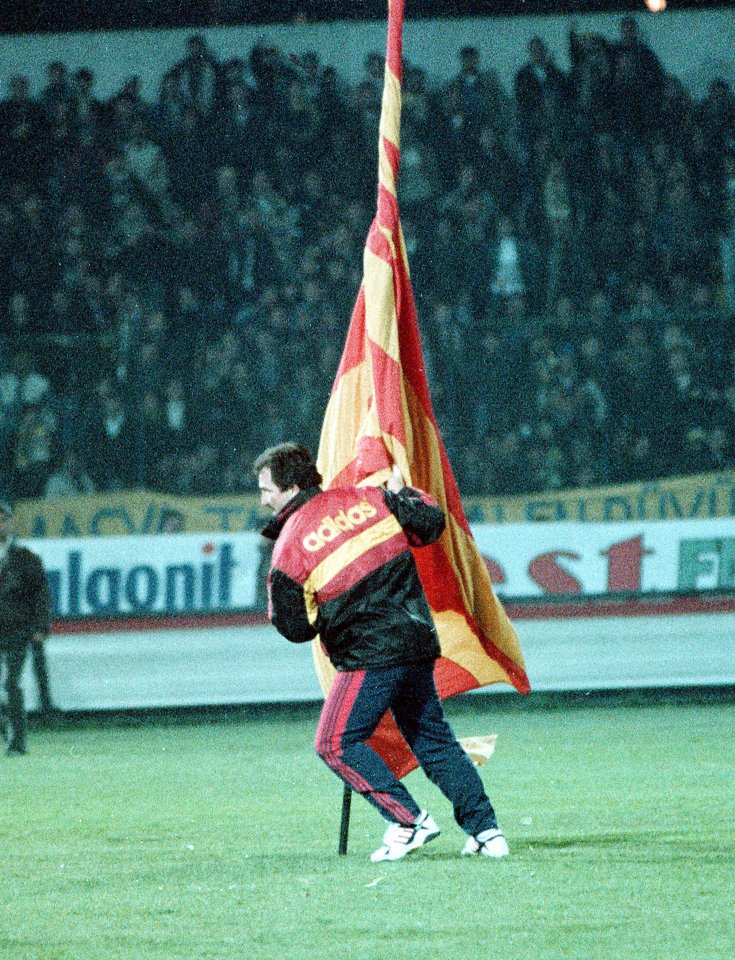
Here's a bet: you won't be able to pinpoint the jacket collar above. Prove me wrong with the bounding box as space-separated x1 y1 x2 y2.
261 487 321 541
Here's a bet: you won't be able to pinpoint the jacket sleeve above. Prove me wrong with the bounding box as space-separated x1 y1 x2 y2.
383 488 446 547
268 567 318 644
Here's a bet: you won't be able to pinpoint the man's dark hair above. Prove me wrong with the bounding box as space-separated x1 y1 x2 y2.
253 443 322 491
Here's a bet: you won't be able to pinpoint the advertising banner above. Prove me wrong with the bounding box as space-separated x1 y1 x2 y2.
36 532 265 618
463 471 735 525
20 517 735 709
15 470 735 540
27 515 735 620
473 516 735 598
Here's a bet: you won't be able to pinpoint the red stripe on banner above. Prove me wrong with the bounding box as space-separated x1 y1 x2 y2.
48 592 735 637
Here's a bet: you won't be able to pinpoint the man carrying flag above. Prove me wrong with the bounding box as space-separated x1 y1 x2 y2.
310 0 528 785
255 442 509 862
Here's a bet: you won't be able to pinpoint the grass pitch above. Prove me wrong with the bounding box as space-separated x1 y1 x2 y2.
1 693 733 960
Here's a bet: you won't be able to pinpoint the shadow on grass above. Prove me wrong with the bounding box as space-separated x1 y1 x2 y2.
521 830 734 862
30 684 735 735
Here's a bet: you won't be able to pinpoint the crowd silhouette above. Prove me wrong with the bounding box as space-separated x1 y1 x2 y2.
0 18 734 501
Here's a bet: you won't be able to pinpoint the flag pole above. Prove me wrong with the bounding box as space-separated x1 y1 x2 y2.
338 784 352 855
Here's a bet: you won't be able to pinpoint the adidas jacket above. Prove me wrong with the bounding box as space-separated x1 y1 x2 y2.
262 484 445 671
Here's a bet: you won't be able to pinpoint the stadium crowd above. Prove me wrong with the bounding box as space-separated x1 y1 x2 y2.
0 17 734 500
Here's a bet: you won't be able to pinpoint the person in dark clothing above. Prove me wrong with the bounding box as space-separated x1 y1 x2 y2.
254 442 508 862
0 500 52 755
514 37 568 147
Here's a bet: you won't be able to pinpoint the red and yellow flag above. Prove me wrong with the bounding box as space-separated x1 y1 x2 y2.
315 0 530 778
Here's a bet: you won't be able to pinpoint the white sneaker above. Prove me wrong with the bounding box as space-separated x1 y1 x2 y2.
461 828 509 858
370 811 440 862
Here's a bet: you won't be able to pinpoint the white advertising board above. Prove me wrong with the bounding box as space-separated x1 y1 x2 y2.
473 517 735 597
32 532 263 618
26 517 735 617
13 519 734 710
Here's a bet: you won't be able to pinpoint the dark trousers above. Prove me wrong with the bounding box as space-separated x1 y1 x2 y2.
31 639 53 713
315 661 498 836
1 632 30 751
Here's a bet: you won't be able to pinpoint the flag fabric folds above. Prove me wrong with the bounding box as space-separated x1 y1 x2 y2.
314 0 530 779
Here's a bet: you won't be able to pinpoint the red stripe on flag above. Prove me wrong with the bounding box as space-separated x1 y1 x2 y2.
376 184 400 234
329 437 389 487
333 288 366 385
414 543 531 693
434 657 480 699
369 341 406 445
382 135 401 181
385 0 404 82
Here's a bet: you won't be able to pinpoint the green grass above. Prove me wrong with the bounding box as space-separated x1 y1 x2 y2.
1 695 733 960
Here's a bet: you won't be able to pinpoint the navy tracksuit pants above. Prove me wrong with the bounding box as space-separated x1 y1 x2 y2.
315 661 498 836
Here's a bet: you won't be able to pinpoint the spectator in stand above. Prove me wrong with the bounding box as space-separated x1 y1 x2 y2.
161 104 214 209
44 448 95 498
214 74 258 179
699 78 735 152
3 292 38 339
514 37 567 151
541 156 590 309
398 122 441 226
486 214 544 316
444 44 512 146
39 61 74 120
485 432 530 495
71 67 106 139
0 76 48 187
11 192 55 305
360 50 385 103
0 351 51 431
154 70 188 144
274 78 322 181
158 507 185 533
474 125 522 216
718 152 735 313
11 401 57 499
568 26 617 135
176 441 222 495
653 177 710 284
612 15 665 139
85 391 136 491
124 119 168 201
171 34 220 117
402 64 433 138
